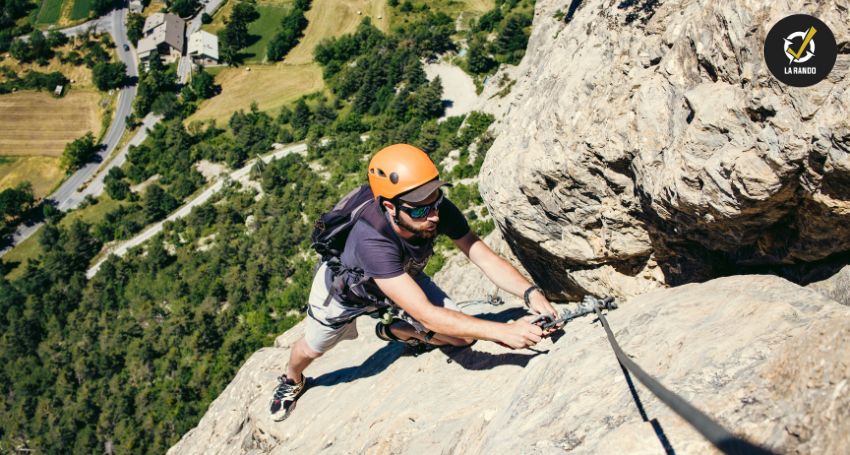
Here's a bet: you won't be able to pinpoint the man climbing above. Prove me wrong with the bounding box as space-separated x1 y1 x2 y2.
270 143 560 421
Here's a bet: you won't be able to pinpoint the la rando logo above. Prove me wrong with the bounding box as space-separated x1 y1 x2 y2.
765 14 837 87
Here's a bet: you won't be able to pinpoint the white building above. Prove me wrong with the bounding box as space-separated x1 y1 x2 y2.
187 30 219 66
137 12 185 65
129 0 143 13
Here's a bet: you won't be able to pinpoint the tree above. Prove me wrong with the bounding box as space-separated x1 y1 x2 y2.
9 37 30 62
492 13 530 57
127 13 145 44
104 167 130 200
150 92 179 117
46 30 68 48
0 182 34 224
92 62 127 91
29 30 51 63
474 7 503 32
266 2 310 61
182 66 216 101
217 0 260 65
61 132 99 171
467 40 495 74
143 184 179 222
291 98 310 134
168 0 200 18
411 76 444 120
201 12 212 24
92 0 116 16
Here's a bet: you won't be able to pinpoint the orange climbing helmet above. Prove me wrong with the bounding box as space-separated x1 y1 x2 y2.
367 144 450 203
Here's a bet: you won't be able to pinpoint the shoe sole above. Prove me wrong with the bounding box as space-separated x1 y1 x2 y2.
271 378 308 422
272 401 295 422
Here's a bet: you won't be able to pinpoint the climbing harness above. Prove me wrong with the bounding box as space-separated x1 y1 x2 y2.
587 295 778 455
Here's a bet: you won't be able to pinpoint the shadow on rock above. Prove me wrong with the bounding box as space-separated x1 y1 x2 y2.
441 344 545 371
310 342 406 389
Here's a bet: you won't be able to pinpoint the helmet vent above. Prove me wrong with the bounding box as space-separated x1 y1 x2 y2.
389 172 399 184
376 168 386 177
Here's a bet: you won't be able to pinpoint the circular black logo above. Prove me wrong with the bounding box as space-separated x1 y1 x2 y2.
764 14 837 87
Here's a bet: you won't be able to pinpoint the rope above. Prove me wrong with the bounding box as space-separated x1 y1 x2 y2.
592 301 778 455
456 293 505 309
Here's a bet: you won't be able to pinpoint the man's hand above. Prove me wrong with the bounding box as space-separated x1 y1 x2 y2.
528 289 558 316
528 291 563 334
496 317 544 349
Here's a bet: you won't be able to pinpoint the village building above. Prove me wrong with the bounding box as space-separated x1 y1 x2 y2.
187 30 220 66
129 0 143 13
137 12 185 65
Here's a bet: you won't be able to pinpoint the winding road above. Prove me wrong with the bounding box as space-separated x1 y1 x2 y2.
86 142 308 278
1 8 139 256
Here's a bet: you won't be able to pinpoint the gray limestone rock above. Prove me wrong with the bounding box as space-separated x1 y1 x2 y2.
168 270 850 454
479 0 850 298
808 265 850 306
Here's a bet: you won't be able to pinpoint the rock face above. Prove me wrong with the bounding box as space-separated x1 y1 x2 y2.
478 0 850 299
808 265 850 306
169 264 850 454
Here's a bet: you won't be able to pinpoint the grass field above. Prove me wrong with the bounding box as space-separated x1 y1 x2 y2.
35 0 64 24
70 0 92 20
285 0 389 64
0 156 64 198
203 0 295 64
243 4 290 63
187 63 324 126
0 90 102 157
190 0 390 126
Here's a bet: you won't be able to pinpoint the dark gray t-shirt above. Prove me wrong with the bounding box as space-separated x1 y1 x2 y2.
324 197 470 304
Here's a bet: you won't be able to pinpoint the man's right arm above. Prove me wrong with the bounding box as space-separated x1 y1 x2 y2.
374 274 543 349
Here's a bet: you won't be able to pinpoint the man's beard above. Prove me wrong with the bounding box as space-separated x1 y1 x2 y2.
397 215 438 241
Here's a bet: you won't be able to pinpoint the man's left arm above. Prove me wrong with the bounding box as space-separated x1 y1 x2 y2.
452 231 558 317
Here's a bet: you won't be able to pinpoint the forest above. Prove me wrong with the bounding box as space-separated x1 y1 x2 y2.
0 12 508 454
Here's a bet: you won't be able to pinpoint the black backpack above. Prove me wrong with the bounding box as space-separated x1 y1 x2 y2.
311 184 374 273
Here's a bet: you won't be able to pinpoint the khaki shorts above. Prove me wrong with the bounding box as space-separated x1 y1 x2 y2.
303 262 459 353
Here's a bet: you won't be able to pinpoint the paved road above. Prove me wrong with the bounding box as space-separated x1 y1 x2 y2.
1 9 139 257
55 8 139 211
76 113 162 201
86 142 308 278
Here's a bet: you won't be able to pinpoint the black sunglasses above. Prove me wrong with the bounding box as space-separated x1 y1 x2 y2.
396 192 444 219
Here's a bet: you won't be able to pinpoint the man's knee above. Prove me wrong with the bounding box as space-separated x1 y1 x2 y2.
296 337 325 359
448 337 475 347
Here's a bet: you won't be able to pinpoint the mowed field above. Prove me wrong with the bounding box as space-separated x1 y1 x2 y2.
284 0 389 64
203 0 294 64
0 90 101 157
0 156 64 198
190 0 389 126
186 63 323 126
33 0 92 27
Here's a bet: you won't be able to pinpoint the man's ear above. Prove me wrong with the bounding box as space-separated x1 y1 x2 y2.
380 198 396 215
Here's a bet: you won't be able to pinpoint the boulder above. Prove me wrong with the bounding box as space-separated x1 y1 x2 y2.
479 0 850 299
808 265 850 306
168 272 850 454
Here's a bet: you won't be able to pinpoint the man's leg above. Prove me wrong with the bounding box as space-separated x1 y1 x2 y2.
388 321 473 346
285 336 323 383
388 272 475 347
